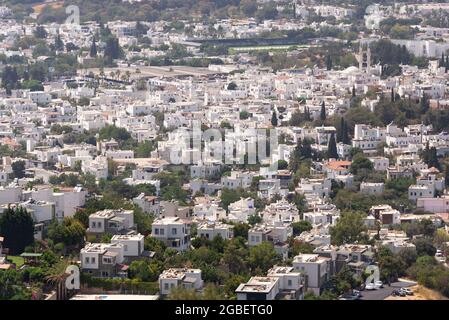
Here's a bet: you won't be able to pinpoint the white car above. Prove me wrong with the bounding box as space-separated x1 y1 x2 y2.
365 283 376 290
374 280 383 289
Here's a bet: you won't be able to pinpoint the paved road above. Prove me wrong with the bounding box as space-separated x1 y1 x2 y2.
360 280 417 300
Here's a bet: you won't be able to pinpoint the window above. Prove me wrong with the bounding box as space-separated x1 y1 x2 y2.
92 257 95 264
172 228 177 235
92 222 96 228
98 222 102 228
85 257 90 264
155 228 159 235
124 245 128 252
164 283 169 290
288 280 292 286
160 229 165 235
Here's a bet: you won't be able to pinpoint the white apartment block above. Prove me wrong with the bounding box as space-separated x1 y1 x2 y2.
292 254 331 295
151 217 191 251
221 171 254 189
197 221 234 240
110 234 144 258
236 266 304 300
408 185 434 202
159 268 203 296
360 182 384 195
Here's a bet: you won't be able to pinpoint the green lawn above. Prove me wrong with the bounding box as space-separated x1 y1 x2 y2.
7 255 25 267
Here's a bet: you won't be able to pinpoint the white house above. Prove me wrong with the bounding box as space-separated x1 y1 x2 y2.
159 268 203 296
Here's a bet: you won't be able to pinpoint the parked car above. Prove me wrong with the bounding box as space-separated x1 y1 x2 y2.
392 289 406 297
374 280 383 289
366 283 376 290
352 290 362 298
401 288 413 296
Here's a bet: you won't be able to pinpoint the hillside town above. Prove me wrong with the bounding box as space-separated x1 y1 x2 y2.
0 0 449 302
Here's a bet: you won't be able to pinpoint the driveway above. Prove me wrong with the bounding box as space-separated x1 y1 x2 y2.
359 280 417 300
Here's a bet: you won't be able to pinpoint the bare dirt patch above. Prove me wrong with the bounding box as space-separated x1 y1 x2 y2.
385 284 448 300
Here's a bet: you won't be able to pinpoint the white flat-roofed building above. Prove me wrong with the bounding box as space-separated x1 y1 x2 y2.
197 221 234 240
360 182 384 195
110 234 144 258
151 217 191 251
368 156 389 171
159 268 203 295
417 196 449 213
228 197 256 222
236 266 304 300
87 209 134 235
221 171 254 189
260 198 300 224
80 242 125 278
292 254 330 295
408 185 434 202
133 194 160 214
105 150 134 160
0 185 22 206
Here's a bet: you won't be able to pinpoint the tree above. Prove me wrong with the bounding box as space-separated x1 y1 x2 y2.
1 66 19 93
47 217 86 249
227 82 237 90
239 111 250 120
0 206 34 254
241 0 258 16
45 260 71 300
271 111 278 127
291 220 312 236
350 153 374 176
320 101 326 122
104 36 122 64
54 33 64 51
232 223 250 239
0 269 31 300
277 159 288 170
73 209 90 228
414 238 437 257
327 133 338 159
168 286 200 300
434 228 449 247
445 164 449 187
325 55 332 70
22 80 44 91
11 160 26 179
248 214 262 226
330 211 367 245
391 88 395 102
34 26 47 39
376 246 404 283
256 3 278 21
129 260 158 282
338 118 350 144
248 241 280 274
89 37 98 57
223 238 249 274
420 93 429 114
289 138 313 172
291 240 315 255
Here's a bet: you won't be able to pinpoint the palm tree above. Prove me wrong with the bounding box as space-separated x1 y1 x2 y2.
45 260 71 300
